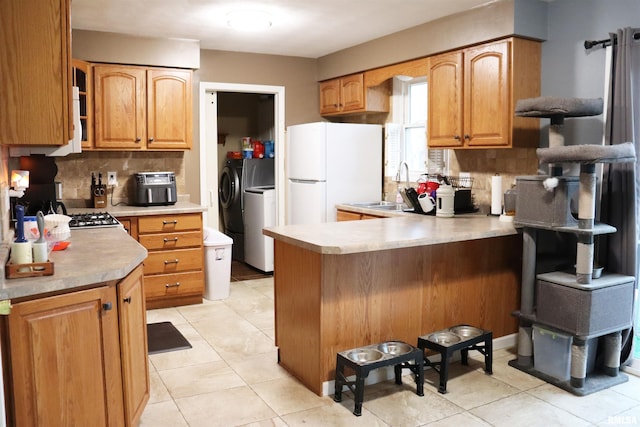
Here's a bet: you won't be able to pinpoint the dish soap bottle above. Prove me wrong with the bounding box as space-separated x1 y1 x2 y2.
396 189 403 204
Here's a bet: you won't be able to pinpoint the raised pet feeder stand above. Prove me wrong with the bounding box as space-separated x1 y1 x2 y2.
510 96 637 395
334 341 424 416
415 325 493 394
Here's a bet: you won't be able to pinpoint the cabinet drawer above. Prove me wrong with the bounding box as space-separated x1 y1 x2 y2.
144 271 204 299
138 231 202 250
138 214 201 233
143 248 203 275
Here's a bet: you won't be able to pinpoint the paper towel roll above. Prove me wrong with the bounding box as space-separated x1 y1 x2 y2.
491 174 502 215
32 242 48 263
11 241 33 272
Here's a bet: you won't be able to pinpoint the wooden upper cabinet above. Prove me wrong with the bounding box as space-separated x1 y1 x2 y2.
427 51 464 148
147 69 193 150
319 78 342 115
73 59 93 149
339 74 366 111
464 42 510 147
92 64 192 151
319 73 389 116
0 0 72 146
428 38 540 149
94 65 147 150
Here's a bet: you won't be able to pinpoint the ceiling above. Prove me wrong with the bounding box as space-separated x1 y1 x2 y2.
71 0 496 58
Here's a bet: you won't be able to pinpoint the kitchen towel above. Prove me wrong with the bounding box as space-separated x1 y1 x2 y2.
491 174 502 215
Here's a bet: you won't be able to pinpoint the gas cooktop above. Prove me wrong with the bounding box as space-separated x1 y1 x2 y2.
68 212 122 228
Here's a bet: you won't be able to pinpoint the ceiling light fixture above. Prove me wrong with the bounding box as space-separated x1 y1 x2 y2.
227 10 272 32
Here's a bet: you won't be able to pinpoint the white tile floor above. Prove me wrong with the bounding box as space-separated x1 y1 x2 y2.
141 277 640 427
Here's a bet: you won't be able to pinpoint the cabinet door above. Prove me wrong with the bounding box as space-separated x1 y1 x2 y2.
8 286 124 426
319 78 342 114
464 41 510 147
94 65 146 149
336 210 362 221
147 69 193 150
0 0 72 146
117 265 150 427
427 51 464 148
73 59 93 149
340 74 365 112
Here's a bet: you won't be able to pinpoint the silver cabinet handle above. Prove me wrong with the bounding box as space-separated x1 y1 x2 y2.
163 237 179 242
164 259 179 265
165 282 181 288
163 220 178 225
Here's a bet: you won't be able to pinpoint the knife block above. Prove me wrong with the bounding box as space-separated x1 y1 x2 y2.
92 185 107 209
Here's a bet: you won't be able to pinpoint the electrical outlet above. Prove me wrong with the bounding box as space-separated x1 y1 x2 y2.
107 171 118 186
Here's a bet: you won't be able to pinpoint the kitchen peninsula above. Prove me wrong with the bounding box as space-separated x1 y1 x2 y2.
264 214 522 395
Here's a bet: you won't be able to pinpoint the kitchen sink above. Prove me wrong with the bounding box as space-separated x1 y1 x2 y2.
348 201 410 212
350 201 398 207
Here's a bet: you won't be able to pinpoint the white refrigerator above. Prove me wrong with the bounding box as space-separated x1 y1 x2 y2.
286 122 383 224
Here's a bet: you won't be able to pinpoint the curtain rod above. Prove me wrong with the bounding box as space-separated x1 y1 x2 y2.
584 32 640 50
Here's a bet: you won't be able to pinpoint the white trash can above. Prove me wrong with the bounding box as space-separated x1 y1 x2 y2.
203 227 233 300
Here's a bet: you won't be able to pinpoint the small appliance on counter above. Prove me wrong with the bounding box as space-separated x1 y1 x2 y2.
132 172 177 206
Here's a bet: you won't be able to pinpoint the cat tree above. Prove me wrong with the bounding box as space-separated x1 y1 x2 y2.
509 96 636 395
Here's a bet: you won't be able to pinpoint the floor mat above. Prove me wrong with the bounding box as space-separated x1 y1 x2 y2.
147 321 192 355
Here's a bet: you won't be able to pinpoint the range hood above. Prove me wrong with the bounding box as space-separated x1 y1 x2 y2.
9 87 82 157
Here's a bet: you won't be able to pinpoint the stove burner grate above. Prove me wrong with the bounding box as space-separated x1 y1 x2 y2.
69 212 122 228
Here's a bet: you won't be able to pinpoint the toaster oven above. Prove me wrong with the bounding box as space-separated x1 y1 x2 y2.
132 172 177 206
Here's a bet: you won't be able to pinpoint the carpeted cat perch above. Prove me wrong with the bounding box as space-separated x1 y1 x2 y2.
509 96 637 396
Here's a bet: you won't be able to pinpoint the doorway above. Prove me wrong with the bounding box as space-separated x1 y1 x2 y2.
199 82 285 231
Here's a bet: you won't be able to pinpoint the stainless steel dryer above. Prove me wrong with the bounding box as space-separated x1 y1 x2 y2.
219 159 244 260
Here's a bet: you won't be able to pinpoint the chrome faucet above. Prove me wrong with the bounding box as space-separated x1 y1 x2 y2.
396 161 410 189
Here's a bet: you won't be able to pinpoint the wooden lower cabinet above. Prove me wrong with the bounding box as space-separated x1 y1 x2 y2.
118 212 205 309
2 264 149 427
336 209 383 221
118 265 151 426
273 236 522 395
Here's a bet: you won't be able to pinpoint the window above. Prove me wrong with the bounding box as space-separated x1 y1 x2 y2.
385 77 446 183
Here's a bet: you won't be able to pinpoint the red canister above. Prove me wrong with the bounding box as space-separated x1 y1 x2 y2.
252 140 265 158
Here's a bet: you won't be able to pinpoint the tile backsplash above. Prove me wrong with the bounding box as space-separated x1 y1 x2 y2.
384 147 540 213
54 151 186 205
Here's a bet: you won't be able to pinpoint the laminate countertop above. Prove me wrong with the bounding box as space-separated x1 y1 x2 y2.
263 212 518 255
0 227 147 301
